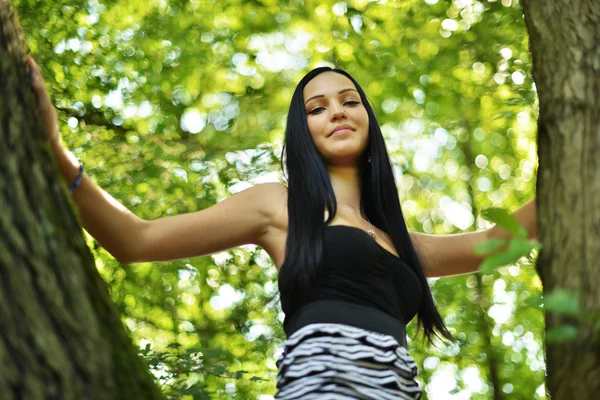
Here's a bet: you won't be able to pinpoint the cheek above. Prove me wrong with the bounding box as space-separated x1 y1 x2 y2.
359 108 369 125
307 115 326 137
306 119 317 139
307 119 322 145
351 108 369 129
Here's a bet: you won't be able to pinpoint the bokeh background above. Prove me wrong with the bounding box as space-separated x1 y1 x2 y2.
16 0 540 398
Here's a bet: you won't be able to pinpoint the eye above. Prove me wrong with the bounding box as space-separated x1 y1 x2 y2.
308 107 325 115
309 100 360 114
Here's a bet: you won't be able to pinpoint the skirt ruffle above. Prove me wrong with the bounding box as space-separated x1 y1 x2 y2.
275 323 422 400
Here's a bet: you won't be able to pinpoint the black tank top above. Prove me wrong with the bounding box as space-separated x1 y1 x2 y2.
279 225 423 337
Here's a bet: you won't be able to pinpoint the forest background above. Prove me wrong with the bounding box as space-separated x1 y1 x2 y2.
13 0 544 398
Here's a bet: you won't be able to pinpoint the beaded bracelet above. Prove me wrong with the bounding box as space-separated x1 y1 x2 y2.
70 163 84 194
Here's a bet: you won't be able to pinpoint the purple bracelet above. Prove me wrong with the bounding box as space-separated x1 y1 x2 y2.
70 163 84 194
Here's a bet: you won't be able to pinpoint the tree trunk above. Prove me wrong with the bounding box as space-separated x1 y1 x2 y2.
522 0 600 398
0 1 162 399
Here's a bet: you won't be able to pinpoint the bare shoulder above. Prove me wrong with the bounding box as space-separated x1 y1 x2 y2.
255 181 288 198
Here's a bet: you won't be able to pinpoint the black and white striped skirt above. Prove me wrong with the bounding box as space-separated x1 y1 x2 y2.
275 323 422 399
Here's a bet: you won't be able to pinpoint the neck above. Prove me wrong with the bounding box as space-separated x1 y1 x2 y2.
328 165 364 214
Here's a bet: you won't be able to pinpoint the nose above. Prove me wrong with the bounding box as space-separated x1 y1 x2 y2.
329 101 347 121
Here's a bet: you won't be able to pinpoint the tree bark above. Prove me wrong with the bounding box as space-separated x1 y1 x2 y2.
522 0 600 398
0 1 162 399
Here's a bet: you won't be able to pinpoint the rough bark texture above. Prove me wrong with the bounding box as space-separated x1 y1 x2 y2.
0 1 162 399
522 0 600 398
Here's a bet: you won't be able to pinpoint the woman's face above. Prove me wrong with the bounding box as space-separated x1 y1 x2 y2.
303 72 370 167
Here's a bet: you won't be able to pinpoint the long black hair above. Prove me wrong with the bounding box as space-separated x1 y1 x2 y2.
278 66 453 344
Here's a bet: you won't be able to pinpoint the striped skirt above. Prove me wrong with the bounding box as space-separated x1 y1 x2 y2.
275 323 422 399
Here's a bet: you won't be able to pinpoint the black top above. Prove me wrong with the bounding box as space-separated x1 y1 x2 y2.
280 225 423 339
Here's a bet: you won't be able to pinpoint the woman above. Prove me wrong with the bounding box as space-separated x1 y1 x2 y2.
28 56 537 399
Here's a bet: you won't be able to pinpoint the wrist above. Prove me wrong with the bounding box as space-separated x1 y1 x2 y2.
52 144 81 183
69 163 84 194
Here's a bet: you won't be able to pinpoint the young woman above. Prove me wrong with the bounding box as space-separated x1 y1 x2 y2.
28 56 537 399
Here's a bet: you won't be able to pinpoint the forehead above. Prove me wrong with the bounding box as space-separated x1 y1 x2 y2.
303 72 357 99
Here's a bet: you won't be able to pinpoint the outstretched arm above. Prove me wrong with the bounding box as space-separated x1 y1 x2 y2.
29 55 274 265
410 199 537 278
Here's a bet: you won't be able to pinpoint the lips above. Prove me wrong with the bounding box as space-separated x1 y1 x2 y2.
329 124 355 137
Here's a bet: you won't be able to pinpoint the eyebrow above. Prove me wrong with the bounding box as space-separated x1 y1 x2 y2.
304 88 359 105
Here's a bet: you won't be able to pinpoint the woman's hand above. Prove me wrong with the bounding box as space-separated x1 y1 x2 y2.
27 55 81 184
26 56 61 146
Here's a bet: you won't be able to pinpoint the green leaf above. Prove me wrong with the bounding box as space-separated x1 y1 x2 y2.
233 370 248 379
249 376 267 382
507 237 541 258
212 365 226 375
478 237 539 274
544 289 581 316
523 294 542 308
546 325 579 343
481 207 527 237
474 238 508 255
491 111 516 121
479 251 521 274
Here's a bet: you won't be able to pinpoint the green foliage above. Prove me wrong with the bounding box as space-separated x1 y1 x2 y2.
478 236 540 275
481 207 527 237
474 238 508 255
541 289 600 345
544 289 581 317
17 0 544 398
546 325 579 344
476 207 540 274
140 343 268 399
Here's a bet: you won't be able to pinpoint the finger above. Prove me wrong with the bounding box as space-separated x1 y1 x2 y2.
26 55 39 71
27 59 39 82
29 71 44 94
26 56 37 79
27 57 43 82
25 58 52 110
27 59 35 81
30 82 49 113
29 66 46 92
